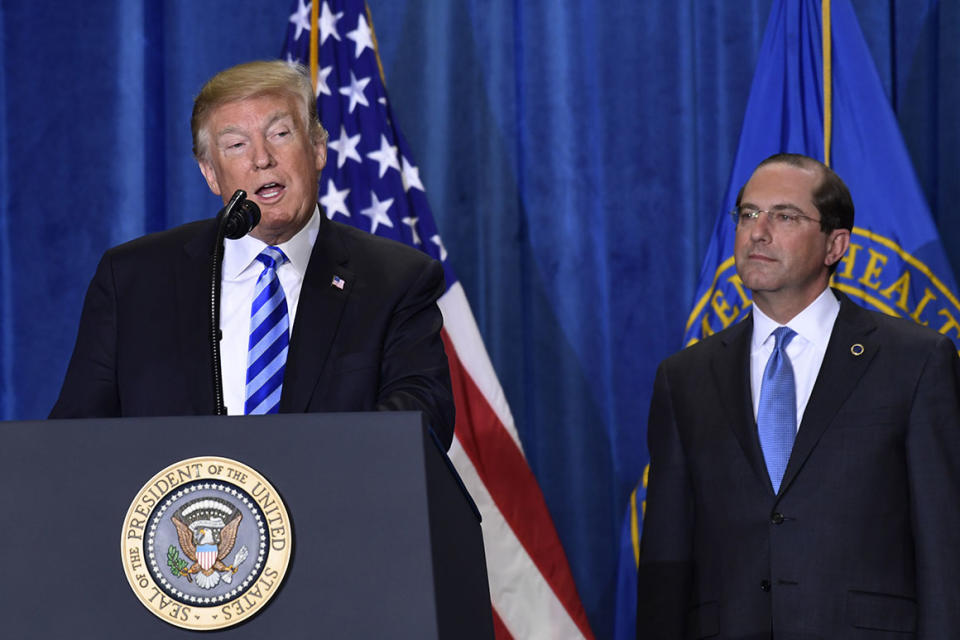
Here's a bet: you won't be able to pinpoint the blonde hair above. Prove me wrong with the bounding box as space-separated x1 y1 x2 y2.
191 60 328 161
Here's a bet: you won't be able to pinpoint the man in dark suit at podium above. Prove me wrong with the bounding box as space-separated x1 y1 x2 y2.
50 61 454 449
637 154 960 637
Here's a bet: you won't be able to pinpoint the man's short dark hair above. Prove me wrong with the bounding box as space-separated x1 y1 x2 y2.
735 153 855 234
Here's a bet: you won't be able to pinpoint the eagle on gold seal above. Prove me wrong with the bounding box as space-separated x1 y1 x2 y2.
169 497 248 589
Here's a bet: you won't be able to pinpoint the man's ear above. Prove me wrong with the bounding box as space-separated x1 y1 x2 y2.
198 161 222 197
825 228 851 268
314 138 327 172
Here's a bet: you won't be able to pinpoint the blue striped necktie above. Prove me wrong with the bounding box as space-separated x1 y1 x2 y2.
757 326 797 493
245 246 289 415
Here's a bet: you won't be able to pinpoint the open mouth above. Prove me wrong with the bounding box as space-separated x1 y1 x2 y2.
255 182 285 200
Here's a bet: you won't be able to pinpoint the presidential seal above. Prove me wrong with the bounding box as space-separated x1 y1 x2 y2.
121 456 291 630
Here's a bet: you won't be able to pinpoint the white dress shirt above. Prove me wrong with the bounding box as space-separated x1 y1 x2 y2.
750 287 840 429
219 207 321 415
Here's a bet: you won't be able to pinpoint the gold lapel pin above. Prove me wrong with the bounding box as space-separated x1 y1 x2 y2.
850 343 864 356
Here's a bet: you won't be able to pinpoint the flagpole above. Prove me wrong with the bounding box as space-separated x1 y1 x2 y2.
822 0 832 166
309 0 319 90
364 4 388 87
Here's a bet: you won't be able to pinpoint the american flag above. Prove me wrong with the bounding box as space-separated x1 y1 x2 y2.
282 2 594 637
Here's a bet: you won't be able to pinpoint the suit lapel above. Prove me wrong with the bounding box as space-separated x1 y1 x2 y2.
778 292 879 495
179 221 217 413
711 315 772 488
280 217 355 412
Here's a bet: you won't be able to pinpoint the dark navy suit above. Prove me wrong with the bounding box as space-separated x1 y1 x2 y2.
637 291 960 638
50 215 455 449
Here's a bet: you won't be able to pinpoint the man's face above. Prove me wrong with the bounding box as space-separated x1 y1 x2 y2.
734 162 849 319
198 92 326 245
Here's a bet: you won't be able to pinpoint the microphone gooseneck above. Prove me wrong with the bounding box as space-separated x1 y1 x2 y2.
210 190 262 415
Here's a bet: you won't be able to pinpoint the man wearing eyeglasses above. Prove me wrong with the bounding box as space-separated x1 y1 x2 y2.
637 153 960 639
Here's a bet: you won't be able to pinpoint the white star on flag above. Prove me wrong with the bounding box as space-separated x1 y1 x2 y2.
315 65 333 97
339 71 371 113
328 125 362 168
318 1 343 45
401 216 421 245
430 234 448 261
319 180 351 219
288 0 311 42
366 134 400 178
400 156 424 192
346 14 374 59
360 192 394 234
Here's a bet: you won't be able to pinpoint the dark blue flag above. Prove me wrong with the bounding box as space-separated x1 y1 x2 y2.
684 0 960 347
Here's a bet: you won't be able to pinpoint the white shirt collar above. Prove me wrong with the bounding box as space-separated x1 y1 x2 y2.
751 286 839 351
222 206 320 280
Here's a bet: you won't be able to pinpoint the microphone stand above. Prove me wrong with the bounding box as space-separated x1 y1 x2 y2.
210 190 261 415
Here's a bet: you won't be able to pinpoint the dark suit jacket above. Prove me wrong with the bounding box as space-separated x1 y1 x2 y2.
637 291 960 639
50 216 455 449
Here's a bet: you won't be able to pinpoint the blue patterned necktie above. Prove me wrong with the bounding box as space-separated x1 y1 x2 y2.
757 326 798 493
245 246 289 415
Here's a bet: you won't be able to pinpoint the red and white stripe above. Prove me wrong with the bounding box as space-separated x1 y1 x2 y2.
197 549 217 572
439 282 595 640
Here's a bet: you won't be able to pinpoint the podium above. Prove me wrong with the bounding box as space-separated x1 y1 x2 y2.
0 412 493 638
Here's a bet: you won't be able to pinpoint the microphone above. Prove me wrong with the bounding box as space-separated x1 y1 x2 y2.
219 189 261 239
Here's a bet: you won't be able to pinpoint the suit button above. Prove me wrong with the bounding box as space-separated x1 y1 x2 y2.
771 512 784 524
760 580 771 592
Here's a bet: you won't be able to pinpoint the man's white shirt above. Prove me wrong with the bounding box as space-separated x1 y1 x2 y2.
750 286 840 430
219 207 321 415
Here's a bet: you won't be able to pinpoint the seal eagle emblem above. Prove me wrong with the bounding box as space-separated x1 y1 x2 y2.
169 497 248 589
121 456 292 630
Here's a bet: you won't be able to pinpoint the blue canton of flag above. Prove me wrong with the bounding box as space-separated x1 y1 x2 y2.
281 0 453 289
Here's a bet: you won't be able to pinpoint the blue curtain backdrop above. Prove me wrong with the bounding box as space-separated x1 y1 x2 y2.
1 1 957 637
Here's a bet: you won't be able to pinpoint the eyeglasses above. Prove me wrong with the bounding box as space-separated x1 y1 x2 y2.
730 207 821 230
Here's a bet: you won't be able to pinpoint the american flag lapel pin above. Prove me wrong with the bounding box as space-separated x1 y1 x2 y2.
331 275 346 290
